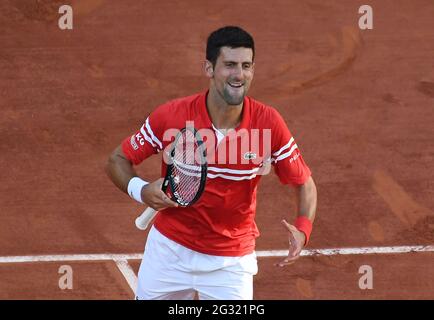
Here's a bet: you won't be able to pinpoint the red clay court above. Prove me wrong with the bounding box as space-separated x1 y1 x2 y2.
0 0 433 299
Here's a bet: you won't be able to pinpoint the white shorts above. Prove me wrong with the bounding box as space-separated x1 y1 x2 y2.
136 226 258 300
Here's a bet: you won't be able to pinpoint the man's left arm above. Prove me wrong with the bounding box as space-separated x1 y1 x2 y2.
276 176 317 267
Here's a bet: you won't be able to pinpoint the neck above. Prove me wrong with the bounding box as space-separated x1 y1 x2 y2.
206 88 243 130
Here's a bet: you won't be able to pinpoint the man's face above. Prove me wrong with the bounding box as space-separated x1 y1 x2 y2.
206 46 254 106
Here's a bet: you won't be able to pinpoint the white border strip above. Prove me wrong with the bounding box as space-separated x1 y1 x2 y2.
0 246 433 263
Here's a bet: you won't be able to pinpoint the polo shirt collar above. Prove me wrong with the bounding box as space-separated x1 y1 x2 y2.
198 90 251 131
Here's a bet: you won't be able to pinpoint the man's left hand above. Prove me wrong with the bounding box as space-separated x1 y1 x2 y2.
275 219 306 267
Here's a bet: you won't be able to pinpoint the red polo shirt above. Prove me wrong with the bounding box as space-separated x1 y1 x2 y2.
122 91 311 256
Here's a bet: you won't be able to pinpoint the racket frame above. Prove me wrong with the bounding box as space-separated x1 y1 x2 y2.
135 126 207 230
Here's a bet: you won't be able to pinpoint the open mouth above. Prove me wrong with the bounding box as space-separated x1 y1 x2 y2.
228 82 244 88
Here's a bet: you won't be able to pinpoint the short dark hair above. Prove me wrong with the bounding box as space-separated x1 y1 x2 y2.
206 26 255 67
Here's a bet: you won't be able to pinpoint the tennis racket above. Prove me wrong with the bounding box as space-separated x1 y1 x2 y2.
135 127 207 230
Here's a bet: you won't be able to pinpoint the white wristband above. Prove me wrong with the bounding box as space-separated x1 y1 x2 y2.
127 177 149 204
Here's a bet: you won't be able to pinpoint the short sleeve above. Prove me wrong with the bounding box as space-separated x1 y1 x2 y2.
270 109 311 185
121 103 168 165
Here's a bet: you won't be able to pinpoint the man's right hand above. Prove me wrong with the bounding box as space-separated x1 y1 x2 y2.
140 178 179 210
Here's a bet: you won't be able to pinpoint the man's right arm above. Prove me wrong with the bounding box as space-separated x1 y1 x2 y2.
105 145 138 193
105 144 178 210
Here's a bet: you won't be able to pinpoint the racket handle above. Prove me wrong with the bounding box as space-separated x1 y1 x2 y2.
135 207 158 230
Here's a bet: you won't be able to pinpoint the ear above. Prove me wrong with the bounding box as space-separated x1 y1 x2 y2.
203 60 214 78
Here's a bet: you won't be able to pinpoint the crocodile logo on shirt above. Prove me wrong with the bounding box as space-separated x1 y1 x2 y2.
243 152 257 160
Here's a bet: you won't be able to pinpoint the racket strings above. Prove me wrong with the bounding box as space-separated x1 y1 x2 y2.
171 130 205 204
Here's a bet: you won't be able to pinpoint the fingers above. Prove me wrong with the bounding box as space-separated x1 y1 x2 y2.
159 191 178 208
155 178 178 207
282 219 298 244
282 219 300 234
287 242 301 260
274 255 300 267
282 219 306 248
281 219 292 229
155 177 164 187
141 178 179 210
274 247 302 267
147 191 178 210
275 219 304 267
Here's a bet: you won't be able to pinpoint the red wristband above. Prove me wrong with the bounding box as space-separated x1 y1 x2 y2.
294 216 313 246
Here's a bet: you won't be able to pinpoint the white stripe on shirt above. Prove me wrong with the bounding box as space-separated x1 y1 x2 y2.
273 137 295 157
145 117 163 150
140 125 157 148
272 144 298 163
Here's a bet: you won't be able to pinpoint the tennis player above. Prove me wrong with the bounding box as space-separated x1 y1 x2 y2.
106 26 317 300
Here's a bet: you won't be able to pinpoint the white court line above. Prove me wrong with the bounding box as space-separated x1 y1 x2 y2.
0 253 144 264
1 245 433 295
0 245 433 264
114 259 138 295
256 245 434 257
